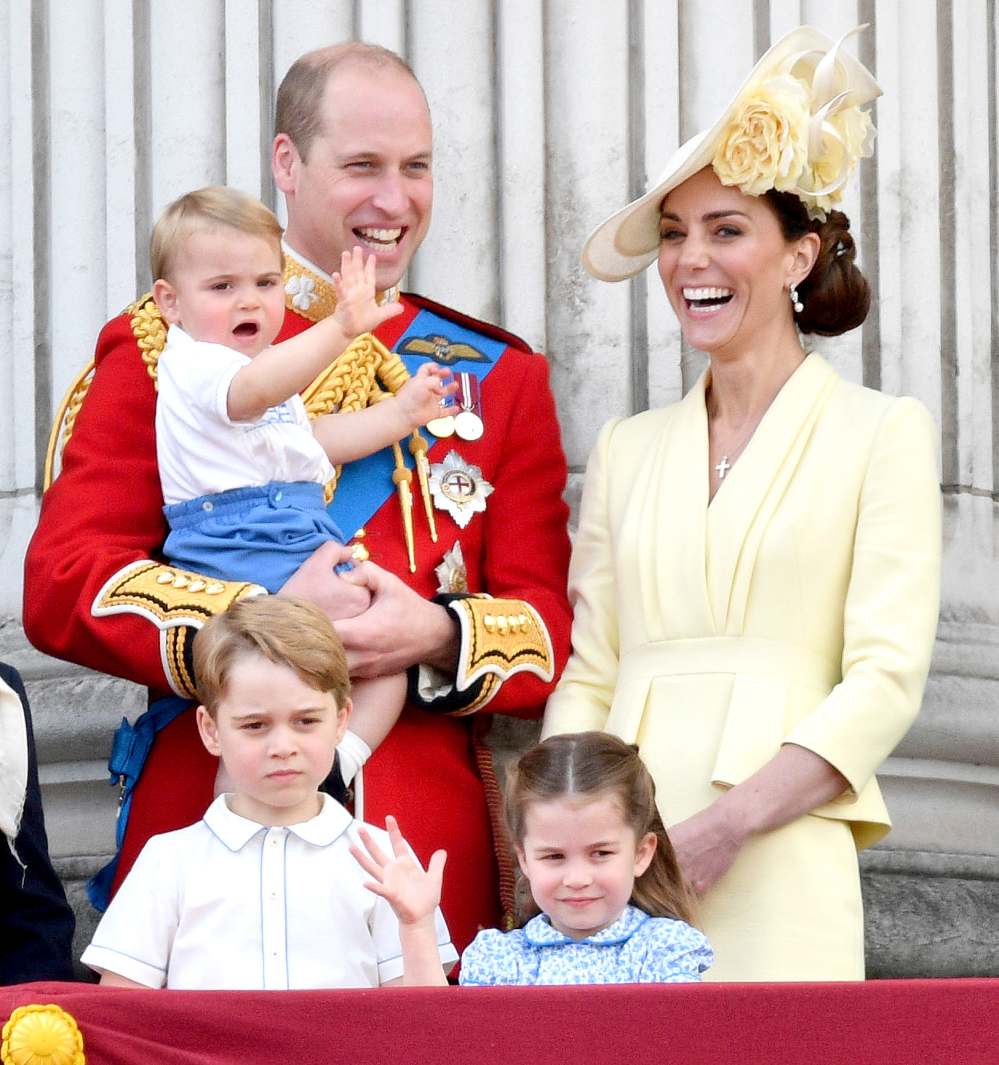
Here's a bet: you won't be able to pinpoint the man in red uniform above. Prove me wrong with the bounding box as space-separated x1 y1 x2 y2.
23 42 571 953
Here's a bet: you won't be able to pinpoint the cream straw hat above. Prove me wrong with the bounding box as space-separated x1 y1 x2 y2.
582 25 881 282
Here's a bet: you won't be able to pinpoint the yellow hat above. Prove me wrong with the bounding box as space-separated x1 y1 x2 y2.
582 25 881 282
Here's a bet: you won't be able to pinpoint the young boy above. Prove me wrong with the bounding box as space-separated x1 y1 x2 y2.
81 597 455 988
150 186 455 790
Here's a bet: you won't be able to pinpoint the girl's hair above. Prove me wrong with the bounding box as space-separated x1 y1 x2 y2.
764 189 871 337
504 732 695 925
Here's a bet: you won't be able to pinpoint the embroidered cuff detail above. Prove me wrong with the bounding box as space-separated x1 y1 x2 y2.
445 595 555 714
92 561 266 698
92 561 266 628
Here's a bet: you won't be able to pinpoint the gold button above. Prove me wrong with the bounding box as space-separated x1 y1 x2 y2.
188 579 206 593
497 616 509 634
483 614 496 633
205 582 225 595
156 571 175 584
351 543 370 562
172 574 189 589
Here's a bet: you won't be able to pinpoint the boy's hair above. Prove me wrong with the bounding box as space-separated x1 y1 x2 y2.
150 186 283 282
193 597 350 716
275 41 424 163
505 732 696 925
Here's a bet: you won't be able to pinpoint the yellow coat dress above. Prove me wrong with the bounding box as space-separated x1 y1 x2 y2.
543 354 941 981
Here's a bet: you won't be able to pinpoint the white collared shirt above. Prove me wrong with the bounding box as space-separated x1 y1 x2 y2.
82 795 457 989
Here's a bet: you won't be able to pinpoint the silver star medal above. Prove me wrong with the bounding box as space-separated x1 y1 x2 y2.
435 541 468 594
429 451 493 529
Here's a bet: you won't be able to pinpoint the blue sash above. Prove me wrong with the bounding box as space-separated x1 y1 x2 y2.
329 308 507 536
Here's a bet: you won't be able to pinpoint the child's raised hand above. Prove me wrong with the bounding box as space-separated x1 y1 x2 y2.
350 815 446 926
396 363 458 430
331 246 404 337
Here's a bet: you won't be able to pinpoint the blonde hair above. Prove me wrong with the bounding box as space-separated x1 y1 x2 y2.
505 732 696 925
150 186 283 282
193 597 350 717
275 41 424 163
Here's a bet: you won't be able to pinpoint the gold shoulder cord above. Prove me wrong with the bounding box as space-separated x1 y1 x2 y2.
43 294 164 491
302 334 432 571
65 297 262 699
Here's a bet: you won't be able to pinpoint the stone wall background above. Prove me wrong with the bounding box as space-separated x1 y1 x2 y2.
1 0 997 976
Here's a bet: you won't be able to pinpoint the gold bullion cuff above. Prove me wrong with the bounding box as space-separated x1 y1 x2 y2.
92 561 267 698
445 596 555 714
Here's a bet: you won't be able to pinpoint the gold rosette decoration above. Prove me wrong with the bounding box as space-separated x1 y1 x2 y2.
2 1004 85 1065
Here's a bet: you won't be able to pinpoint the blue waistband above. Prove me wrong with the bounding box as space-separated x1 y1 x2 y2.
163 481 326 529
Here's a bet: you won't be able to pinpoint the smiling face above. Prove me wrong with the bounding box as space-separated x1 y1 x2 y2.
153 227 286 358
273 60 433 290
516 794 657 941
657 166 816 359
196 651 349 827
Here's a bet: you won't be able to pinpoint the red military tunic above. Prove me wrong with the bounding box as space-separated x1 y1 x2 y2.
23 255 572 953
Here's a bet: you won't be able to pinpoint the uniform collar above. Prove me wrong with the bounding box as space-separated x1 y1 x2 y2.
203 793 353 851
281 241 399 323
523 905 649 947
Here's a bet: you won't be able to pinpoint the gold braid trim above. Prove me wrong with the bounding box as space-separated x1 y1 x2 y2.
302 332 413 509
43 360 95 491
43 296 167 491
126 293 167 388
164 627 198 700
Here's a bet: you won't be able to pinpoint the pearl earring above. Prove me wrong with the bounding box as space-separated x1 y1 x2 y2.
789 283 804 314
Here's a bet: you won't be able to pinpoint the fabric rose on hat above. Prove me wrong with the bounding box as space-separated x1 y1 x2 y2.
796 107 876 219
712 74 810 197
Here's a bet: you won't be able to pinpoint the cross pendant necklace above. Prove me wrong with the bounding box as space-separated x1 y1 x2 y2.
714 456 733 479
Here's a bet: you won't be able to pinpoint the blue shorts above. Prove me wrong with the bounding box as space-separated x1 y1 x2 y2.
163 481 345 594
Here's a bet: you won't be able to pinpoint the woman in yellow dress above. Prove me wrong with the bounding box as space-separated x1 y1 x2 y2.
542 26 941 981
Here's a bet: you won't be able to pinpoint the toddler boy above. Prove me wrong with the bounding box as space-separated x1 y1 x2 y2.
81 597 456 988
150 186 455 790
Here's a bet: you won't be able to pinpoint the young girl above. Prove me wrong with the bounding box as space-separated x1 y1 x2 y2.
458 732 713 985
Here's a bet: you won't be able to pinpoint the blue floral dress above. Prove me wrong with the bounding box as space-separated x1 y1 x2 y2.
459 905 713 985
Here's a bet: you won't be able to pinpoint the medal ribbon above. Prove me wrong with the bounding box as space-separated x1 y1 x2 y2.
328 307 508 539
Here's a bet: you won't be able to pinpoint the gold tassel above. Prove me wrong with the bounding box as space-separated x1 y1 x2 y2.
391 442 416 573
408 433 438 543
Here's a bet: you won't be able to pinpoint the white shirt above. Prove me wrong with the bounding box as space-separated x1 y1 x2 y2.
0 674 27 851
156 325 335 505
81 794 457 989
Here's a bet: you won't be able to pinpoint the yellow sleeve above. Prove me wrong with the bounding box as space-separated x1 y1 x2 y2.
542 418 623 737
785 397 942 795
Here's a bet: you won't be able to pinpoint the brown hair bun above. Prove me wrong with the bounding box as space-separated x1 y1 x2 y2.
764 191 871 336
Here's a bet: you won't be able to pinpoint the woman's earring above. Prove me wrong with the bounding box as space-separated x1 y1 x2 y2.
789 283 804 314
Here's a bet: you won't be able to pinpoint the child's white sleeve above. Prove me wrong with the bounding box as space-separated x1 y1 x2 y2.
80 835 180 987
371 894 459 985
160 338 250 427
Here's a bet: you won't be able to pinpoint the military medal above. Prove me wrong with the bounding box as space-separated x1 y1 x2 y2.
435 541 468 594
453 373 484 440
426 403 455 438
429 451 493 529
426 372 483 440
